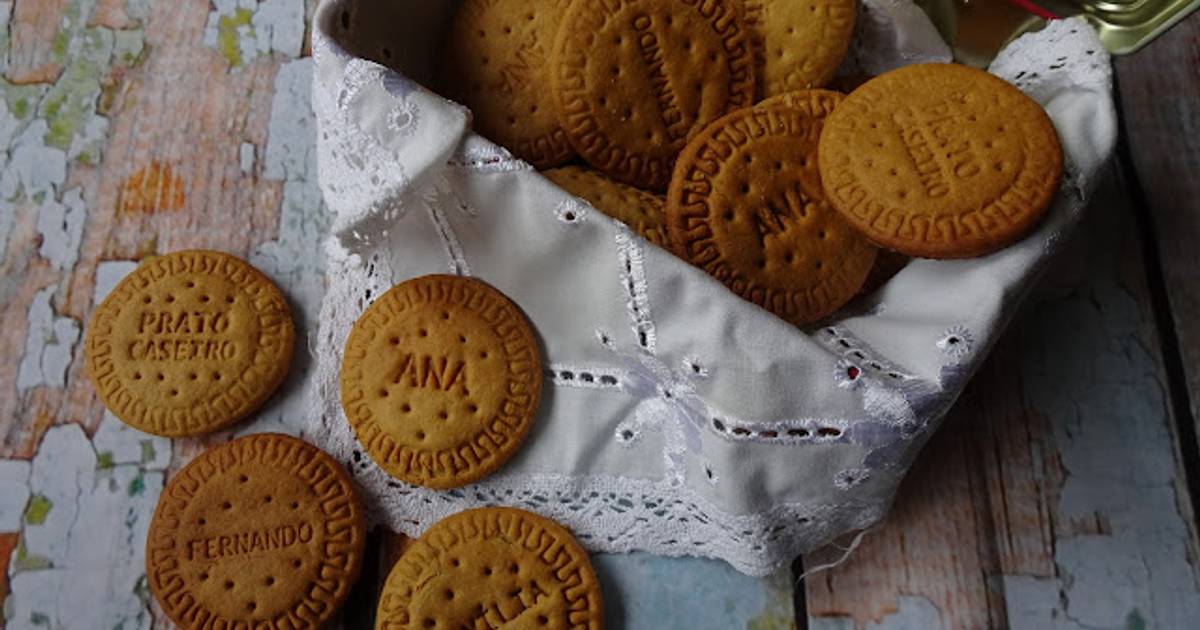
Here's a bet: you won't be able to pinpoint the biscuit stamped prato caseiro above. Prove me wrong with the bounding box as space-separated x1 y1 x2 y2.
85 250 295 437
818 63 1063 258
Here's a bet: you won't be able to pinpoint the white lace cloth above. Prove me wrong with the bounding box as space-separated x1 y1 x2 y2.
307 0 1116 576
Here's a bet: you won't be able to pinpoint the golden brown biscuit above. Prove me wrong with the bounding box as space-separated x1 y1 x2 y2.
442 0 574 168
544 166 670 246
667 104 877 325
818 63 1063 258
756 88 844 116
146 433 366 629
84 250 294 437
551 0 756 190
742 0 856 96
376 507 603 630
340 275 542 489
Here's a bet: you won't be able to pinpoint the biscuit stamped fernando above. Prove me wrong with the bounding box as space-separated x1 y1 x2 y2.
146 433 366 629
341 275 542 489
84 250 294 437
552 0 756 190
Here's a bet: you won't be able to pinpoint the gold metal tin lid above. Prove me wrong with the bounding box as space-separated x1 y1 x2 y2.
916 0 1198 63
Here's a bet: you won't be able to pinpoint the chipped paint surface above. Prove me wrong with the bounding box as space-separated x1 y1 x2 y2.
0 460 31 532
204 0 305 67
36 187 85 270
92 260 138 304
16 287 80 391
216 6 253 67
592 553 796 628
247 57 329 437
93 411 170 470
972 174 1200 629
2 3 324 628
2 118 66 202
239 140 255 174
0 0 142 259
809 596 945 630
40 25 109 151
4 424 162 629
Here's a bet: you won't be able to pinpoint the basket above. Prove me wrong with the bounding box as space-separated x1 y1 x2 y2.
306 0 1116 575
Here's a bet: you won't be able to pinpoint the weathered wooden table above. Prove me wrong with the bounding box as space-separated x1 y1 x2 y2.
2 2 1198 628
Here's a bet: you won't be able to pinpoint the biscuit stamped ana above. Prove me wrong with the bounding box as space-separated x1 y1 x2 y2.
146 433 365 629
818 63 1063 258
552 0 756 190
667 100 877 326
377 507 603 630
442 0 574 168
340 275 542 489
84 250 294 437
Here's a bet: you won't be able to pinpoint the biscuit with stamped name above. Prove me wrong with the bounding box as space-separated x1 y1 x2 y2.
84 250 294 437
551 0 756 191
544 166 670 246
818 63 1063 258
146 433 366 629
340 275 542 489
741 0 856 96
667 103 877 325
442 0 574 168
376 507 603 630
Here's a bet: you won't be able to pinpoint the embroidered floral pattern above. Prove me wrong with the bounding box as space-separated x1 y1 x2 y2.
554 198 589 224
937 325 975 359
834 468 871 490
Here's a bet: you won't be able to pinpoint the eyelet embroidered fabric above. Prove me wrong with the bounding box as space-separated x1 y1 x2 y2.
308 0 1116 576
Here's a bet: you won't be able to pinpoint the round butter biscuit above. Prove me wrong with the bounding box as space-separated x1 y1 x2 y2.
341 275 542 489
552 0 756 190
742 0 856 96
818 63 1063 258
84 250 294 437
442 0 574 168
376 507 602 630
667 104 876 325
146 433 366 629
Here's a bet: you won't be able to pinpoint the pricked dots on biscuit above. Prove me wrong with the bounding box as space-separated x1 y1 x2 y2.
84 250 295 437
340 275 543 489
818 63 1063 259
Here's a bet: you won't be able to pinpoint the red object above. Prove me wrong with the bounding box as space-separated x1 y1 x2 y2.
847 366 861 380
1006 0 1061 20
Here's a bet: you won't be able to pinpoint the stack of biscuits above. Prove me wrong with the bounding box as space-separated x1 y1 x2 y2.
80 2 1064 627
441 0 1062 327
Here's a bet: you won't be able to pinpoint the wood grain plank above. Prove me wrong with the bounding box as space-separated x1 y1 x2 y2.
805 165 1200 628
0 1 321 626
6 0 68 83
1114 16 1200 438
